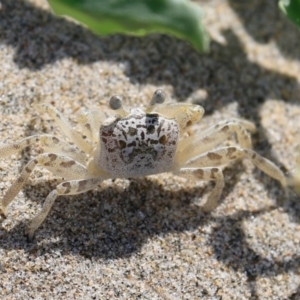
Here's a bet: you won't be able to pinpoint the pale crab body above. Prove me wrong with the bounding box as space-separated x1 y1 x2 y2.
97 108 179 178
0 90 287 240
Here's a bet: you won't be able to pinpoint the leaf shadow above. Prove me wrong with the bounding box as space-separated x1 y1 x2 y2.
211 203 300 299
1 0 300 106
228 0 300 60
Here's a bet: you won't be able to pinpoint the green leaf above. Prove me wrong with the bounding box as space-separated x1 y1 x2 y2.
279 0 300 29
47 0 209 52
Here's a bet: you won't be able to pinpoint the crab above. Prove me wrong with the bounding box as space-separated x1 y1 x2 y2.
0 90 287 240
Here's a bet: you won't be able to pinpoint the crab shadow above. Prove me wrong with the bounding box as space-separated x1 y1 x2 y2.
0 172 299 298
1 160 243 255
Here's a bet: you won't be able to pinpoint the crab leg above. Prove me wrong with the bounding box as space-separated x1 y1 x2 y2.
177 119 256 163
185 146 287 187
177 145 287 212
34 104 93 154
77 110 107 143
25 177 102 241
176 167 224 212
0 153 89 216
0 134 86 164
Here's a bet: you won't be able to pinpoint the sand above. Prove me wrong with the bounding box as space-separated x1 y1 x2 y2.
1 0 300 299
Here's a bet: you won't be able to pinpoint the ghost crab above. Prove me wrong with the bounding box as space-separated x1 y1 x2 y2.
0 90 286 240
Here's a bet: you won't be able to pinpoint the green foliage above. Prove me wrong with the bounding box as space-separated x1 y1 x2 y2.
47 0 209 52
279 0 300 28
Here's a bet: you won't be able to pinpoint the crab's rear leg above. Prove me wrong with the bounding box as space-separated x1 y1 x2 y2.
25 177 102 241
185 146 287 187
0 153 89 216
179 146 287 211
176 167 225 212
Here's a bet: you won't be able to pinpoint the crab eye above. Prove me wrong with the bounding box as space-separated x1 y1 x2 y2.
109 95 123 110
149 89 165 106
